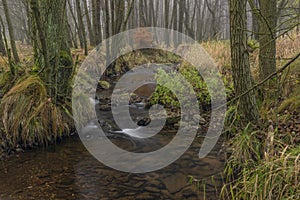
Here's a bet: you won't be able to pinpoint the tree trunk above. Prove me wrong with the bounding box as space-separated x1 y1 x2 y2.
205 0 218 39
104 0 111 64
67 21 78 48
30 0 50 69
30 0 73 103
178 0 184 43
172 0 178 44
298 0 300 32
258 0 277 80
201 0 207 40
139 0 146 26
148 0 154 26
0 24 7 56
114 0 125 34
230 0 259 122
111 0 115 34
83 0 95 46
164 0 170 45
251 0 259 40
104 0 110 39
2 0 20 62
92 0 102 44
67 0 81 49
122 0 135 31
182 0 196 39
196 0 204 41
75 0 88 55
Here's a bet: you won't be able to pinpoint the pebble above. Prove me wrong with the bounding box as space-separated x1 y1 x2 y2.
193 114 206 124
98 104 111 111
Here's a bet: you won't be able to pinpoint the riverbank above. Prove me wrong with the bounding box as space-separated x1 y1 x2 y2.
0 81 226 199
0 36 299 199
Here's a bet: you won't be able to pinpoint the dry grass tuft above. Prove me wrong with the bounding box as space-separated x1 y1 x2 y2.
277 33 300 60
0 75 71 148
222 146 300 200
201 40 231 70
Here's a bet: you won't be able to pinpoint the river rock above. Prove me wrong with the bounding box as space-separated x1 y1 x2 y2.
99 104 111 111
166 116 181 126
174 123 180 129
98 81 111 90
182 188 197 198
162 173 188 194
130 181 144 188
193 115 206 125
132 102 146 109
137 118 151 126
144 186 160 193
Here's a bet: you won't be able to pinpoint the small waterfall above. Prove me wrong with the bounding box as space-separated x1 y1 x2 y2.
89 97 99 105
110 127 149 139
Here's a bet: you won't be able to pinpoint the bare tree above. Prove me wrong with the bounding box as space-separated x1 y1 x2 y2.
0 23 6 56
230 0 259 122
30 0 73 102
2 0 20 62
75 0 88 55
83 0 95 46
249 0 277 80
92 0 102 44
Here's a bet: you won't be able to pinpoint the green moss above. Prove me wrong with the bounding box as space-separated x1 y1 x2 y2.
59 51 72 67
98 81 110 90
247 39 259 51
149 66 234 109
149 67 210 109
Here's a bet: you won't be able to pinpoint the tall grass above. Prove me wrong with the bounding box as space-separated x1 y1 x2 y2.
222 145 300 200
0 75 71 148
201 40 231 71
221 114 300 200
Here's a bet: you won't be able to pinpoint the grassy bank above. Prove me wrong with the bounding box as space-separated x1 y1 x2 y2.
0 33 299 199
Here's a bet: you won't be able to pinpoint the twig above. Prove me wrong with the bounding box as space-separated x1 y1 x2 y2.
218 52 300 110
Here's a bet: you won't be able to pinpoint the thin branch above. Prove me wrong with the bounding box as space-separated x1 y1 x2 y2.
219 52 300 110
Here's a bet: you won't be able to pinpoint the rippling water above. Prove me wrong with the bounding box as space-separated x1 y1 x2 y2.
0 129 225 200
0 75 225 199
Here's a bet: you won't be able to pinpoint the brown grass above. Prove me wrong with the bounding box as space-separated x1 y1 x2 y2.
0 75 71 148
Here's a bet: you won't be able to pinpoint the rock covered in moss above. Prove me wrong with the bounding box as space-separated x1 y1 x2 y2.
98 81 110 90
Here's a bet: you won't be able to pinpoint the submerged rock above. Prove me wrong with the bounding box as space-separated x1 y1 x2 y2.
137 118 151 126
166 116 181 126
162 173 188 194
193 114 206 125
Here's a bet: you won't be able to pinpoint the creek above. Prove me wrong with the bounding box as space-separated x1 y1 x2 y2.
0 73 225 200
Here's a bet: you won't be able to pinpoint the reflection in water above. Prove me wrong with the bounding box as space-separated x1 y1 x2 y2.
0 82 225 199
0 132 225 200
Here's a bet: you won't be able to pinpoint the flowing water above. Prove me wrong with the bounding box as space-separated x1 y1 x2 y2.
0 114 225 199
0 74 226 200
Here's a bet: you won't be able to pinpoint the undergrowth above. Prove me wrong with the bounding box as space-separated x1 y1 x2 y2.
0 75 72 150
221 103 300 200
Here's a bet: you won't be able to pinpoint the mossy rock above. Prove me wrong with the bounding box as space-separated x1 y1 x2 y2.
98 81 110 90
